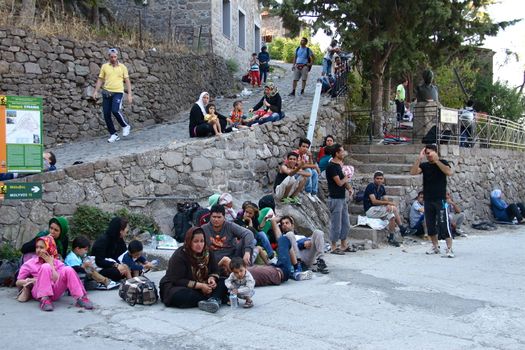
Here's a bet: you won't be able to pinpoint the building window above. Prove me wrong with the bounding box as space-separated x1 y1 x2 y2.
254 24 261 53
238 10 246 49
222 0 231 38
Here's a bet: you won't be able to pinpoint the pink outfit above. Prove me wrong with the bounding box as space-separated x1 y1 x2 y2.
18 257 87 301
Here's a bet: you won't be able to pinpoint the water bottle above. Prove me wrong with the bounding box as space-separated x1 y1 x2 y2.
150 259 159 268
229 292 238 309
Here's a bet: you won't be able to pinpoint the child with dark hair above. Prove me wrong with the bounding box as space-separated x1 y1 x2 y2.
120 240 155 277
65 236 119 290
249 53 261 88
229 100 249 129
225 257 255 308
204 104 223 136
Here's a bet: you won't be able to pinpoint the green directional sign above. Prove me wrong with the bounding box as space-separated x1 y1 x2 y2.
4 182 42 199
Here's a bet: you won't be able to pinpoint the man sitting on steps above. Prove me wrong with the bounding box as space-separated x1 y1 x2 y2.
363 171 411 246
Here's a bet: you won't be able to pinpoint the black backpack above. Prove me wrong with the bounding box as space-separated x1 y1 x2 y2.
192 207 211 227
173 202 199 242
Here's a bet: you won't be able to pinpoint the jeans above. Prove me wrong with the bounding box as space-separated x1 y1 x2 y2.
322 58 332 75
411 215 425 235
273 235 292 281
257 112 284 125
304 168 319 195
102 91 129 135
327 197 350 242
255 231 275 258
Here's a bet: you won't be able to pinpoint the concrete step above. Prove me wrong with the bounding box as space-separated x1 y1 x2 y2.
349 144 422 154
355 163 411 175
350 226 388 243
351 153 419 164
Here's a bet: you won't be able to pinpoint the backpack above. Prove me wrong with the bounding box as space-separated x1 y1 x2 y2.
118 276 158 306
192 207 211 226
173 202 199 243
0 259 21 287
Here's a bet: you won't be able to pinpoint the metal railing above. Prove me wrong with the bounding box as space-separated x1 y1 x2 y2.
346 105 525 151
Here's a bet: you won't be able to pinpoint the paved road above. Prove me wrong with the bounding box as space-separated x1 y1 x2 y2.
50 62 324 166
1 228 524 349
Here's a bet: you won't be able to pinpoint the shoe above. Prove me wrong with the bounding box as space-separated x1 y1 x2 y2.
243 299 254 308
107 134 120 143
387 234 401 247
312 261 329 274
293 270 313 281
316 258 327 269
443 248 455 258
122 125 131 137
399 225 408 236
426 246 440 255
288 91 295 96
306 193 315 201
406 228 418 236
294 262 303 273
300 89 305 95
76 296 94 310
40 298 53 312
106 280 120 290
198 297 220 313
268 256 278 265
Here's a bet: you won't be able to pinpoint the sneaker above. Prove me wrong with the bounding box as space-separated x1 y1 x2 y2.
312 263 329 274
300 89 305 95
106 280 120 290
107 134 120 143
268 256 278 265
293 270 313 281
122 125 131 137
76 296 94 310
399 225 408 236
306 193 315 201
443 248 455 258
288 91 295 96
40 298 53 312
316 258 327 269
198 297 220 313
426 246 440 255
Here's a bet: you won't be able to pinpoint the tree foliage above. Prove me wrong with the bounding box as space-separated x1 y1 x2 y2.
284 0 517 133
268 35 323 65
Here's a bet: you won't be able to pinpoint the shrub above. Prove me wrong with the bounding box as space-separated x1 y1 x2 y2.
225 58 239 74
0 243 21 261
71 205 161 242
268 36 323 65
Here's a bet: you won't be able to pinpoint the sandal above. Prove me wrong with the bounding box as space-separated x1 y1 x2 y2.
243 299 254 308
342 246 358 253
330 248 345 255
40 298 54 312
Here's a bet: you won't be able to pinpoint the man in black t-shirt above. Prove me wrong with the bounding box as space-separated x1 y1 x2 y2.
325 144 353 254
410 144 454 257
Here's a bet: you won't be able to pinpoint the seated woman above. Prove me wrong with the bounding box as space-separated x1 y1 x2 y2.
16 236 93 311
490 189 525 223
317 135 335 173
91 217 132 282
160 227 228 313
248 82 284 125
21 216 70 261
189 92 228 137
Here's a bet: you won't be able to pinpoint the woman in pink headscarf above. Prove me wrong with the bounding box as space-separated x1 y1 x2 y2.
16 236 93 312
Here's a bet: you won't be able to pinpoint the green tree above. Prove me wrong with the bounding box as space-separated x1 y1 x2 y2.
289 0 516 136
434 57 479 109
473 77 525 121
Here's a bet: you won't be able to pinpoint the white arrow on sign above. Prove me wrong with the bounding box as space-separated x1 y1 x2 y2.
31 186 41 193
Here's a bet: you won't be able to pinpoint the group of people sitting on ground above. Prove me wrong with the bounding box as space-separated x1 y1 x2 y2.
189 85 284 138
15 190 329 313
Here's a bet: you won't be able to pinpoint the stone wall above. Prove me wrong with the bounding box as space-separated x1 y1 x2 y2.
0 27 234 147
0 104 347 248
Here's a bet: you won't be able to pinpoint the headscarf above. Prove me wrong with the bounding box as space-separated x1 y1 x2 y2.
36 236 58 263
219 193 233 206
196 92 209 116
490 189 502 199
208 193 220 208
264 82 278 97
183 227 209 283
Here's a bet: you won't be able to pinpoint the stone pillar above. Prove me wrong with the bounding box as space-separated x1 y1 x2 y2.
413 101 439 142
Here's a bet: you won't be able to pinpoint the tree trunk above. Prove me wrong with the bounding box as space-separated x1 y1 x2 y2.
370 62 384 138
382 73 391 112
92 5 100 30
19 0 36 27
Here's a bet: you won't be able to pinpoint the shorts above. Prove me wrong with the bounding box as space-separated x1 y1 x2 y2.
293 65 309 81
424 200 452 240
366 206 395 221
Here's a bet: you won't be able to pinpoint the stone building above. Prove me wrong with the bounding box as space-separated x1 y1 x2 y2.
106 0 262 68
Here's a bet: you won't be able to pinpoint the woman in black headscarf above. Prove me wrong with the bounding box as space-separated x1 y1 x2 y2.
91 217 131 282
159 227 228 313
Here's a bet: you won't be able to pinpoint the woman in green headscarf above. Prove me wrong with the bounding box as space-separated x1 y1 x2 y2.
248 82 284 125
21 216 70 260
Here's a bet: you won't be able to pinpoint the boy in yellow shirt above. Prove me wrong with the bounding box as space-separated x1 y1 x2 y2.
93 48 133 143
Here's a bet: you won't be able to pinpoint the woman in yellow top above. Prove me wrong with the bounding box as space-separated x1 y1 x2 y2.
92 48 133 143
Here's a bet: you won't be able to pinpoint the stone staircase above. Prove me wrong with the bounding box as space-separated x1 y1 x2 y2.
345 143 423 243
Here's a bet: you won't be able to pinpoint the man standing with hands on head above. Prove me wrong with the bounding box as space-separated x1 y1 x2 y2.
326 144 354 255
93 48 133 143
410 144 455 257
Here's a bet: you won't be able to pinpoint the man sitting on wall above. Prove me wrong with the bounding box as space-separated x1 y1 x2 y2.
274 151 311 204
